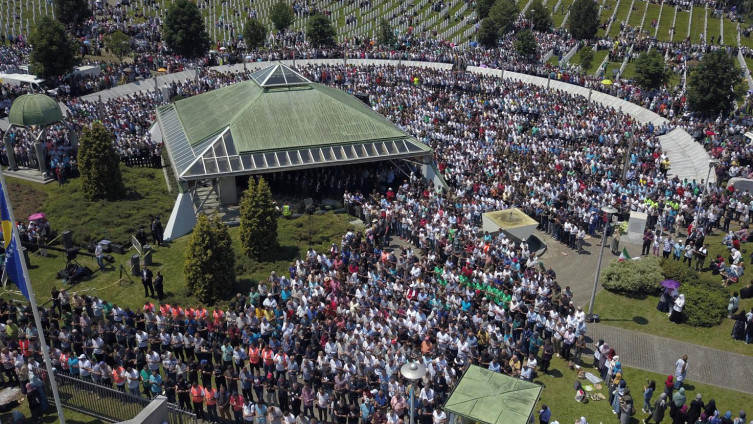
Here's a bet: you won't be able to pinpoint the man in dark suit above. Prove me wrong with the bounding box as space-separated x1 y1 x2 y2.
154 271 164 301
142 267 154 297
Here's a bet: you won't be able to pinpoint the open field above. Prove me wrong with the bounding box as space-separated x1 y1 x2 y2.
656 4 675 41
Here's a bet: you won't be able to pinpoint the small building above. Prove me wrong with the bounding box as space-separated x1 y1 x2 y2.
154 64 436 240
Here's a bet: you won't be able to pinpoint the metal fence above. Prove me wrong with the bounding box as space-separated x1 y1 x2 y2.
45 373 198 424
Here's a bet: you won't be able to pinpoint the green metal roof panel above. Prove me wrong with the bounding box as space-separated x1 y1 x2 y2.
229 83 408 154
443 366 542 424
173 81 262 146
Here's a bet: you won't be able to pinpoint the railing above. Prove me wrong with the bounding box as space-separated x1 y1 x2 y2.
45 372 197 424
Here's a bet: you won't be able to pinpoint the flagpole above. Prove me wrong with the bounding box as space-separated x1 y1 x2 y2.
0 168 67 424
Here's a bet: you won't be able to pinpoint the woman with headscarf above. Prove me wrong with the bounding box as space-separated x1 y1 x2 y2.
704 400 718 418
721 411 734 424
612 379 628 415
609 372 623 405
672 405 688 424
644 393 668 424
27 383 44 420
687 393 705 424
669 294 685 323
671 387 686 418
730 309 747 341
619 388 634 424
664 375 674 398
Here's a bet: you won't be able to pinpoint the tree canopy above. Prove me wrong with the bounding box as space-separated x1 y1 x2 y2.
378 18 397 47
243 18 268 50
478 18 499 48
184 214 236 303
489 0 520 36
514 29 538 60
53 0 92 31
105 31 132 64
78 122 125 201
476 0 497 19
306 13 336 47
687 50 742 117
633 50 670 90
29 16 78 82
579 46 595 72
270 0 296 33
163 0 210 59
526 0 553 31
240 177 279 261
568 0 599 40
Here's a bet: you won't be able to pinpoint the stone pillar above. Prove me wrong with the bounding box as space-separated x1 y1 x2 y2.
34 142 48 176
217 176 237 205
3 126 18 170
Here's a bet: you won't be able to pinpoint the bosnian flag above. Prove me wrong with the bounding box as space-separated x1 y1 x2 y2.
618 247 631 262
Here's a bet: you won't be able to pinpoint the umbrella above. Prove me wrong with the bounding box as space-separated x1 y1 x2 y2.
157 68 167 72
601 79 613 85
28 212 46 221
660 279 681 289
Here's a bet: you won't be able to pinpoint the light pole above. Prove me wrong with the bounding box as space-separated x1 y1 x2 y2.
587 205 618 319
692 158 720 235
400 362 427 424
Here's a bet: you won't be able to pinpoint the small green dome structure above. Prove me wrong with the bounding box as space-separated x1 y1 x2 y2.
3 94 75 178
8 94 64 127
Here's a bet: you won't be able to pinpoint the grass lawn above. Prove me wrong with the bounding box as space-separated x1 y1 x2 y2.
3 211 361 312
603 61 624 80
620 61 637 80
690 5 706 44
597 0 620 37
643 3 661 34
608 0 633 37
706 12 721 45
741 32 753 49
745 57 753 76
674 9 691 42
6 166 175 246
592 228 753 356
554 0 576 28
1 405 107 424
656 4 675 41
627 0 646 31
549 55 561 66
724 18 739 46
534 357 753 424
592 50 611 76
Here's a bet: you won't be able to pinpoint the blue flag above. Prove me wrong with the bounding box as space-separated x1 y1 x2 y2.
0 180 30 300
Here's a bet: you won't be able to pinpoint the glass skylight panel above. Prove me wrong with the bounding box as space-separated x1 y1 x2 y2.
252 154 267 169
203 158 218 174
229 156 242 171
264 153 277 167
216 157 230 173
289 151 301 165
241 155 253 169
276 152 290 167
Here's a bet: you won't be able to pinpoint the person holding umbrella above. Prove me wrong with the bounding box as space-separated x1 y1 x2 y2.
657 280 680 313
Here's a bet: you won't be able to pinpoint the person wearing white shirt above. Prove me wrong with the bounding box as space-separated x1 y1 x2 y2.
432 406 447 424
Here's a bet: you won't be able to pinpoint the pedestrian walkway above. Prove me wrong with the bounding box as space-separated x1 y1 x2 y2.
588 322 753 394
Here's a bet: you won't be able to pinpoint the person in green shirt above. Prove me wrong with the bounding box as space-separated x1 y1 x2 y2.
141 364 152 398
5 321 19 342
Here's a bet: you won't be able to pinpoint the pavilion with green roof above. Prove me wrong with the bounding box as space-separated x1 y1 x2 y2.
155 64 435 240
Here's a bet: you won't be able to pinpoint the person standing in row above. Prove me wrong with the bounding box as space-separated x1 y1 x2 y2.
142 266 154 298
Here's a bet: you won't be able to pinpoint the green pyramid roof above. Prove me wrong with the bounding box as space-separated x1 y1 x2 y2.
8 94 64 127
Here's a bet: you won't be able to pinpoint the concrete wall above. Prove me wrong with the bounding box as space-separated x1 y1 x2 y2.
118 395 169 424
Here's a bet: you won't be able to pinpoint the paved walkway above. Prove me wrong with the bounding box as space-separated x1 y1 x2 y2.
588 323 753 394
536 228 753 394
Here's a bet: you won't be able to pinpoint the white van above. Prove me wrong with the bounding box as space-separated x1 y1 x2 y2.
0 73 59 96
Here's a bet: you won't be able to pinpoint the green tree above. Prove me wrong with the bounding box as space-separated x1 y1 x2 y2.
489 0 519 36
579 45 595 72
687 50 742 117
53 0 92 31
378 18 396 47
243 18 268 50
104 31 132 64
163 0 210 59
306 13 336 47
477 18 499 48
568 0 599 40
514 29 537 59
240 176 279 260
270 0 295 33
476 0 497 19
184 214 237 303
634 50 670 90
526 0 553 31
77 122 124 201
28 17 78 81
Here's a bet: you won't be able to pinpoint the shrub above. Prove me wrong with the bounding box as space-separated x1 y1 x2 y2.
681 279 727 327
601 256 663 295
660 259 700 285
